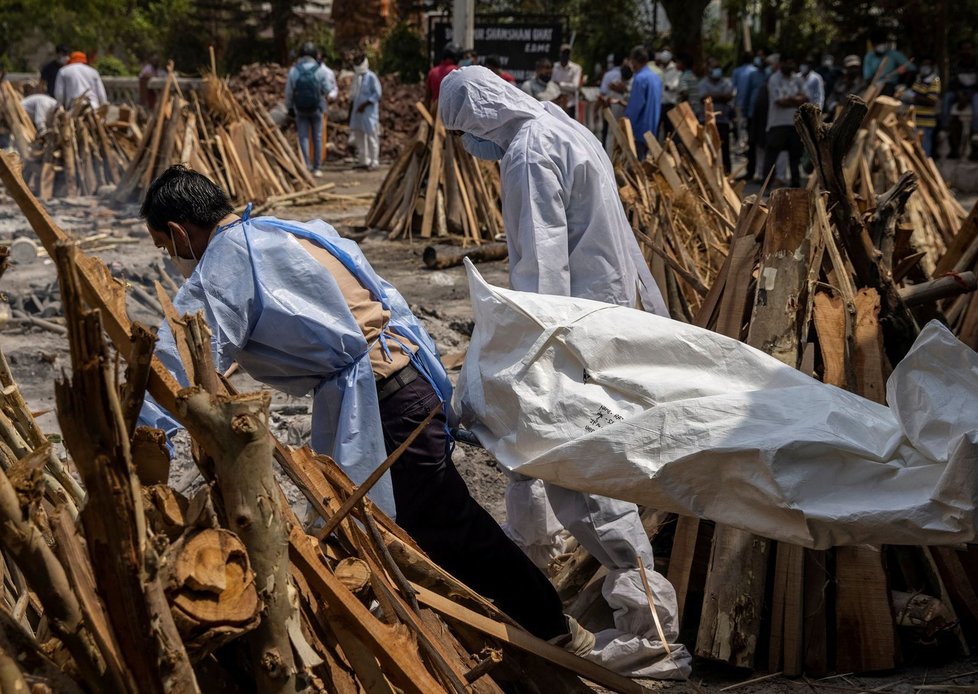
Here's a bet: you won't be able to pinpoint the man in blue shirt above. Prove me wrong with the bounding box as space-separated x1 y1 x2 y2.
624 45 663 159
863 29 915 97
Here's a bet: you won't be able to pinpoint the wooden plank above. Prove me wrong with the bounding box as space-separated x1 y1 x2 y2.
666 515 701 625
695 530 769 668
813 293 847 388
412 582 654 694
421 111 446 238
802 549 829 676
935 200 978 276
835 546 899 672
768 543 804 675
853 288 886 405
289 529 445 694
931 546 978 632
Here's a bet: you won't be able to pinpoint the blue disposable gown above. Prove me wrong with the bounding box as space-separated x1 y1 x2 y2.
140 213 452 516
349 70 382 135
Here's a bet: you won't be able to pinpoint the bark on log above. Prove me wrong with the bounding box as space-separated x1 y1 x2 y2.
54 244 199 694
899 272 978 306
0 464 107 690
422 242 508 270
175 388 298 692
163 528 261 661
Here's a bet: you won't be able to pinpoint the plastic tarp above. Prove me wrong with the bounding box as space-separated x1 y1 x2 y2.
455 262 978 550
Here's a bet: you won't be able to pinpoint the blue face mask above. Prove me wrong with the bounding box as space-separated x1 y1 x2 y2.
461 132 506 160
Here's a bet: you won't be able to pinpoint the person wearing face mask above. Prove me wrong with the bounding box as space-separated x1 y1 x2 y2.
737 49 768 181
658 49 682 138
136 164 593 656
624 44 664 158
827 54 866 116
764 55 808 188
697 59 735 172
816 54 842 99
348 53 382 170
440 66 691 681
862 29 915 97
521 57 561 102
40 45 69 98
552 43 583 119
799 58 825 109
901 57 941 157
732 51 759 148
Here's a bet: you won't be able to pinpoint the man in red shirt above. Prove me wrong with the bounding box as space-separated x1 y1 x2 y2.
426 43 461 104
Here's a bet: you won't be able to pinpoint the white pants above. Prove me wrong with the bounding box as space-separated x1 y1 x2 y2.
353 129 379 167
505 473 691 678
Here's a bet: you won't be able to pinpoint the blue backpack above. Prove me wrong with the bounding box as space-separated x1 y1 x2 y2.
293 62 321 114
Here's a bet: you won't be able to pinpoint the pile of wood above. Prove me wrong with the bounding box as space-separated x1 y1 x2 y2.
26 100 141 199
608 100 741 320
0 150 650 694
586 96 978 678
0 81 36 159
366 103 503 243
838 95 966 275
113 71 317 206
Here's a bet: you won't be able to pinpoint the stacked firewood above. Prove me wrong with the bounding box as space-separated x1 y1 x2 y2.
367 103 503 243
0 151 648 694
0 82 36 159
607 100 739 320
584 95 978 677
0 83 140 199
28 100 140 199
113 71 317 206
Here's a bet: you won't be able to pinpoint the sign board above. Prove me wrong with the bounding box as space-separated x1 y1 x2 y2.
429 17 566 83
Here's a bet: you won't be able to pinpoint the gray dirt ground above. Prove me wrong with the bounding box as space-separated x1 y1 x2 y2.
1 161 976 692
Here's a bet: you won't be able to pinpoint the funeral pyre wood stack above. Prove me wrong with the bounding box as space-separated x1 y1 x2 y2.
0 150 649 694
366 103 503 244
1 82 141 199
607 100 740 320
0 82 36 160
557 95 978 679
113 71 317 206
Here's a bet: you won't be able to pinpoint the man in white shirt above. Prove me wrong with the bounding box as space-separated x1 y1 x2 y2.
800 59 825 109
53 52 108 109
21 83 59 135
552 43 583 119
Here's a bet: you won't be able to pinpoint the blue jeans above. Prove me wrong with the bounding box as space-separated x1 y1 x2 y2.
295 111 322 171
920 126 935 158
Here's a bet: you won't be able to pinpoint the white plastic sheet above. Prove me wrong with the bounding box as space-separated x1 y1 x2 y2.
456 261 978 550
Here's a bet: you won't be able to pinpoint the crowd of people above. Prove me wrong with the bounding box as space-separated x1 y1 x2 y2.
411 33 975 183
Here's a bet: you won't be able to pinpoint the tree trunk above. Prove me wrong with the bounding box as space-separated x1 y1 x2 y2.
659 0 712 65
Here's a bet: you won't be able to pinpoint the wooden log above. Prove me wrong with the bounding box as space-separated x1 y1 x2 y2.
898 271 977 306
421 111 446 238
0 463 110 690
163 527 261 661
54 245 199 694
422 242 508 269
835 546 899 672
174 338 297 691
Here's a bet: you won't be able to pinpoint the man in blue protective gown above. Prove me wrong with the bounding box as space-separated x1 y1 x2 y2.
138 165 592 652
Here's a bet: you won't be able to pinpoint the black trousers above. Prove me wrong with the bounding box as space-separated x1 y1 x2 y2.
378 376 567 641
716 120 732 173
764 124 803 188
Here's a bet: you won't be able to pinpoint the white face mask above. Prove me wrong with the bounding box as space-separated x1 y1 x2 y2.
169 228 199 278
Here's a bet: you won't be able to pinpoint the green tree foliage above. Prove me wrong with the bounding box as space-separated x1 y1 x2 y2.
378 22 427 83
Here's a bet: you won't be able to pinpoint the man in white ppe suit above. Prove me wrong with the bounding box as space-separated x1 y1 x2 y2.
439 66 691 678
137 165 593 653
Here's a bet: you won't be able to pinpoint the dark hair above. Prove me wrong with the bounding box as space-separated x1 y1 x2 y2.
56 44 69 55
869 29 887 45
300 41 317 58
535 57 552 69
140 165 233 233
485 55 501 70
630 45 649 64
442 42 461 62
